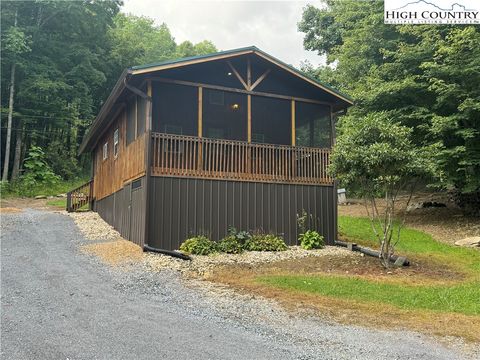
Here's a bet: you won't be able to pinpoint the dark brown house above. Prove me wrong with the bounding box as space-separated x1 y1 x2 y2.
73 46 352 251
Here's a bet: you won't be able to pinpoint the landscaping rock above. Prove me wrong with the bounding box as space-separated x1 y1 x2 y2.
407 201 446 212
34 195 47 199
56 193 67 198
454 237 480 248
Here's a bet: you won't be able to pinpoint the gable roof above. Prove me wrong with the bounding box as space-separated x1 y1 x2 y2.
130 46 353 104
79 46 352 154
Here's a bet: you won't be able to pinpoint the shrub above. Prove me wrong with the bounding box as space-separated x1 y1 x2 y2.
217 235 244 254
17 146 60 196
299 230 324 250
227 226 251 245
179 236 217 255
245 233 288 252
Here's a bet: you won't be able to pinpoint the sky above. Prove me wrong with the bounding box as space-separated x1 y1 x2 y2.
122 0 325 68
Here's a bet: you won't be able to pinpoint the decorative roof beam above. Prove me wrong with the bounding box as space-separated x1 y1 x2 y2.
250 69 271 91
227 61 249 90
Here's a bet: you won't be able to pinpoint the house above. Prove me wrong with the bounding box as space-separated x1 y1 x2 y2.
72 46 353 251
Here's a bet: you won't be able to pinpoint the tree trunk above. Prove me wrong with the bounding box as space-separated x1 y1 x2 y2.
2 62 16 182
11 117 24 180
2 10 18 182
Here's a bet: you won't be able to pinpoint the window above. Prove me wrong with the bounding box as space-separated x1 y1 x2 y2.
203 89 247 141
126 97 136 145
251 96 290 145
152 83 198 135
103 142 108 160
295 102 331 148
113 129 119 158
137 96 146 136
131 178 142 190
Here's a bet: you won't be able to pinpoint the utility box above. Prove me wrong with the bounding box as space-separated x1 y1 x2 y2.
337 188 347 204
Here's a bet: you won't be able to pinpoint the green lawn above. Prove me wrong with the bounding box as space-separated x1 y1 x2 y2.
258 275 480 316
46 198 67 208
338 215 480 275
2 178 89 198
256 215 480 316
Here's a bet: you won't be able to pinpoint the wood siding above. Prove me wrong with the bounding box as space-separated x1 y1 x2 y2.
93 108 145 200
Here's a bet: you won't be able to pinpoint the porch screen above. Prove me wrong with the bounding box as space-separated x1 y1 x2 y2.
295 102 331 148
203 89 247 141
152 82 198 136
251 96 290 145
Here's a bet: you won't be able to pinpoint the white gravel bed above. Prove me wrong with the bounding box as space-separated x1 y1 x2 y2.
67 210 356 277
143 245 356 277
67 211 120 241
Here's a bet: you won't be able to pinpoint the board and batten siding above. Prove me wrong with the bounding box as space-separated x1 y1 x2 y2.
148 176 337 251
93 107 146 201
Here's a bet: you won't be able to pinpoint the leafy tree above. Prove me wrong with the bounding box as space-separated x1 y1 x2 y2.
18 146 60 196
299 0 480 212
330 113 437 267
421 27 480 207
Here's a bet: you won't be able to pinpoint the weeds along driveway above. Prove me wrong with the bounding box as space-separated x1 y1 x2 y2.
0 209 472 360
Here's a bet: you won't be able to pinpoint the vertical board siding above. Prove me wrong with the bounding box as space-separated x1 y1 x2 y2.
148 177 336 251
94 177 146 247
93 108 146 201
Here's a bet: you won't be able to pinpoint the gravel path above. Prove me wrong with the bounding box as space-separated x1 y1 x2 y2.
1 209 476 359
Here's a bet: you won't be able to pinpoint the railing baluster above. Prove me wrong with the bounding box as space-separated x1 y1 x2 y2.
150 133 332 185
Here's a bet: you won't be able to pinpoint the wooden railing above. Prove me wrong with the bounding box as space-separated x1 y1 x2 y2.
151 133 332 185
66 179 94 212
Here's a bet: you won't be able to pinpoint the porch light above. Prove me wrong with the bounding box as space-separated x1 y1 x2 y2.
231 103 239 110
227 72 232 76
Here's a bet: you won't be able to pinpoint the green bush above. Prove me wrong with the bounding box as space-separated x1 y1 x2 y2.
227 226 251 243
299 230 324 250
245 233 288 252
217 235 244 254
179 236 217 255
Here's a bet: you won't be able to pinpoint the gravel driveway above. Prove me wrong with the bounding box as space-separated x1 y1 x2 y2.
1 209 475 359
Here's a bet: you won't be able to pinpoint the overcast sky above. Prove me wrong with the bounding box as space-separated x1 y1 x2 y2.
122 0 325 68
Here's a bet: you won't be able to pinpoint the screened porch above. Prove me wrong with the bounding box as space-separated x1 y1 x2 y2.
149 80 334 185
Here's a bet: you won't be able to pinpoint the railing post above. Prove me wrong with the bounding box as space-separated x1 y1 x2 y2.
291 100 296 179
198 87 203 172
89 178 94 210
66 191 72 212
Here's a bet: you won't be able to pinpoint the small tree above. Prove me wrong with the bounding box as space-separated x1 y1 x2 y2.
330 113 437 268
19 146 60 196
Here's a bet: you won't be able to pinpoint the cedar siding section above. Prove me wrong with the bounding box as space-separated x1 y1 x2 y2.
93 96 146 200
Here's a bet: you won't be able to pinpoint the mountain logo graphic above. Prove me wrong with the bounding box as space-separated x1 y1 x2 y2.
393 0 475 11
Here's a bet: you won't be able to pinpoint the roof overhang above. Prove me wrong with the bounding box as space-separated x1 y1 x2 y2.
79 46 353 154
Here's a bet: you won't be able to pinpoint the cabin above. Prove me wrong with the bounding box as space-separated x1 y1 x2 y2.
72 46 353 251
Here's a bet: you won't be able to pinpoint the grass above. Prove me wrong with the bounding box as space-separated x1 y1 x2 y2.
2 177 89 198
46 198 66 208
258 275 480 316
254 215 480 320
338 216 480 275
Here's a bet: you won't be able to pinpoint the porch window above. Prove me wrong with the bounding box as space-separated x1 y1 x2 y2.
126 97 136 145
136 96 146 136
295 102 331 148
251 96 290 145
203 89 247 141
152 82 197 136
